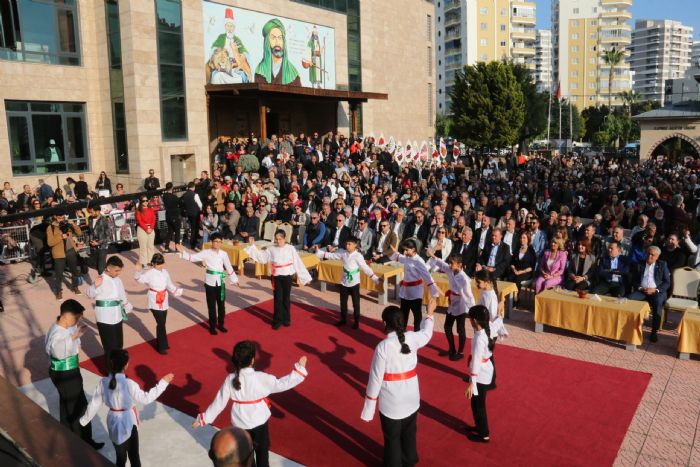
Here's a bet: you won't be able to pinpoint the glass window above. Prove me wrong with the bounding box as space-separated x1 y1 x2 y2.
155 0 182 32
157 31 183 65
6 100 89 176
105 0 128 173
156 0 187 140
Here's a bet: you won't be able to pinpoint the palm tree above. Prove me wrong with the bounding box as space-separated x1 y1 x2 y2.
601 47 626 108
618 89 640 118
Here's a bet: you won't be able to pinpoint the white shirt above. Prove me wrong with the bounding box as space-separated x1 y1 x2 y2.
487 243 500 267
133 268 183 310
393 222 402 236
179 249 238 286
641 262 657 289
428 258 475 316
478 229 489 251
377 232 388 253
81 373 169 445
503 231 515 252
361 316 434 421
245 243 313 285
332 228 343 247
478 289 508 339
86 275 132 325
468 329 494 396
45 323 80 360
390 252 440 301
318 250 378 288
197 363 307 430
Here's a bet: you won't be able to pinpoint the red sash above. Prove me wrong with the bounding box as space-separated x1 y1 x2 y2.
400 279 423 287
383 368 417 381
149 288 167 309
446 290 460 304
232 397 271 408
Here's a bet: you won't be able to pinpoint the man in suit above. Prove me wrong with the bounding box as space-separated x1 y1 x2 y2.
564 241 596 291
593 241 630 298
475 228 512 280
453 227 478 275
325 214 352 251
402 208 429 251
342 206 357 233
502 218 519 255
391 209 407 240
181 182 203 249
471 215 492 257
371 219 399 264
236 205 259 241
628 246 671 343
356 217 374 258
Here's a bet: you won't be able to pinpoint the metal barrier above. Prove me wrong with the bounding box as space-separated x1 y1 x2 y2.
0 224 31 264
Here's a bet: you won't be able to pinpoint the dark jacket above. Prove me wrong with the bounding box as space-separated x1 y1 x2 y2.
453 239 479 276
237 215 259 239
598 254 631 285
630 260 671 296
478 242 512 279
566 254 597 283
403 220 430 248
181 191 201 217
325 225 352 249
162 192 181 219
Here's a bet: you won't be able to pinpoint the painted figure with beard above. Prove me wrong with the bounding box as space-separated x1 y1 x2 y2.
255 18 301 86
210 8 251 82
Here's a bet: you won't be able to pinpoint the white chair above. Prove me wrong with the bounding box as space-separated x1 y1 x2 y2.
262 222 277 241
663 267 700 329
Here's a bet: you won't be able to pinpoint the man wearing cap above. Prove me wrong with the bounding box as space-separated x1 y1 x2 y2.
44 138 62 162
255 19 301 86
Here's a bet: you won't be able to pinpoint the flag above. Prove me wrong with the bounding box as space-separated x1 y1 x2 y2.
387 136 396 154
453 139 460 156
556 82 561 102
377 133 386 147
419 141 429 162
439 138 447 157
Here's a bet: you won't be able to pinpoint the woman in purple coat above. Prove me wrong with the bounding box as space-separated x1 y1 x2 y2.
534 238 568 293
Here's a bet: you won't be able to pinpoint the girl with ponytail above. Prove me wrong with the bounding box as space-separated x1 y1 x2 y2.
361 299 438 466
474 269 509 340
193 340 308 467
465 305 497 443
80 349 174 466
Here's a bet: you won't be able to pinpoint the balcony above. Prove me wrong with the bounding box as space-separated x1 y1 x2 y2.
601 0 632 6
512 46 536 57
512 14 536 26
600 9 632 20
511 27 536 41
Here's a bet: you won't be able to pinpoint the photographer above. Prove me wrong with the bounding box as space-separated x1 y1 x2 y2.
86 206 112 274
47 213 82 299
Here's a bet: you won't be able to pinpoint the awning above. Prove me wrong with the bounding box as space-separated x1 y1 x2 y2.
205 83 387 103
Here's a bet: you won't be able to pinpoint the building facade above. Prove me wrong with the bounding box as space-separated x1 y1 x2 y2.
629 20 693 103
552 0 632 107
534 29 553 93
436 0 537 113
691 41 700 68
0 0 435 192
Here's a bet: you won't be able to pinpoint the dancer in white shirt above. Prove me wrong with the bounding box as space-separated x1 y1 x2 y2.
387 239 440 330
427 250 475 360
245 229 312 330
192 340 308 467
46 299 104 450
317 237 380 328
474 269 508 340
465 304 497 443
176 232 239 335
133 253 183 354
81 349 174 467
85 256 132 362
361 299 437 466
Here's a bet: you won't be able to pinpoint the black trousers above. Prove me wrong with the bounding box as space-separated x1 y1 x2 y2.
187 214 200 248
166 217 181 246
96 321 123 362
91 247 108 275
150 309 169 352
380 410 418 467
114 425 140 467
49 368 95 443
444 313 467 354
53 248 79 293
400 298 422 330
593 281 626 297
247 421 271 467
564 279 592 291
339 284 361 322
273 274 293 326
471 383 491 438
204 284 226 330
629 291 666 334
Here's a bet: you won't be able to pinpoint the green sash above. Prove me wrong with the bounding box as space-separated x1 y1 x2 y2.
50 354 79 371
206 269 227 301
96 299 128 321
343 267 360 283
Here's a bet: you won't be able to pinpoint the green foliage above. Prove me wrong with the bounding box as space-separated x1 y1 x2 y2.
510 63 548 148
449 61 525 149
546 98 582 141
435 113 453 138
601 47 626 108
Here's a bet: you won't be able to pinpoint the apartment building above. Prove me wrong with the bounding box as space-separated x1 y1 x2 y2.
534 29 554 93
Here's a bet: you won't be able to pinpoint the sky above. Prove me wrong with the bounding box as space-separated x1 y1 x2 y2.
536 0 700 39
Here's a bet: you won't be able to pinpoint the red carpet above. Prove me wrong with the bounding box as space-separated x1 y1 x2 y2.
82 300 650 466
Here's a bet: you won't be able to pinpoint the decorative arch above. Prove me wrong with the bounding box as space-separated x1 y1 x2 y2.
646 132 700 160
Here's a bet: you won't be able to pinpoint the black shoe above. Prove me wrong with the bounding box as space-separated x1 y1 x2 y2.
467 432 490 443
450 353 464 361
283 322 291 327
217 326 228 333
463 376 470 382
87 440 105 450
352 321 359 329
650 332 658 343
158 349 168 355
209 328 218 335
439 350 452 357
335 319 347 327
465 424 477 433
272 323 282 330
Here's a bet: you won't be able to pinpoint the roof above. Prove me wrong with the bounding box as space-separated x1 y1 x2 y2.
205 83 388 102
633 102 700 121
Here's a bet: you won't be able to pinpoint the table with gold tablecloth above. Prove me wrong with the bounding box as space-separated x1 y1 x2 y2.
423 273 519 318
534 289 651 349
678 308 700 359
316 260 404 305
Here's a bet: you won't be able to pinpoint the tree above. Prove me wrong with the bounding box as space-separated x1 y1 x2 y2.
449 61 525 153
546 97 582 143
510 62 548 155
581 105 610 142
435 113 453 138
618 90 640 118
601 47 625 108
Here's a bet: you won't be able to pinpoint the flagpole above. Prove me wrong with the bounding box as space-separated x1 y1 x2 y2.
558 97 562 145
547 84 552 150
569 99 573 153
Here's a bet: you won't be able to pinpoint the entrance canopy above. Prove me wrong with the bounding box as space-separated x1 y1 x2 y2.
205 83 387 142
634 102 700 160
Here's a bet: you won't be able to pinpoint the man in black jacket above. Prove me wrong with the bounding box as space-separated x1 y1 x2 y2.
628 246 671 343
144 169 160 191
181 182 202 250
476 228 512 280
86 206 112 274
453 227 479 275
402 208 430 251
236 205 259 241
161 182 182 251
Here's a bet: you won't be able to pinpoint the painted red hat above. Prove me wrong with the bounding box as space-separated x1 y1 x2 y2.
225 8 234 22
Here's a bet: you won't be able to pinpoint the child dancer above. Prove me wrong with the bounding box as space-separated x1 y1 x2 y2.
361 299 437 466
176 232 239 335
427 251 475 360
192 340 308 467
316 237 380 329
465 304 497 443
474 269 508 340
80 349 174 467
85 256 132 361
133 253 183 355
387 240 441 330
245 230 312 330
46 299 104 450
